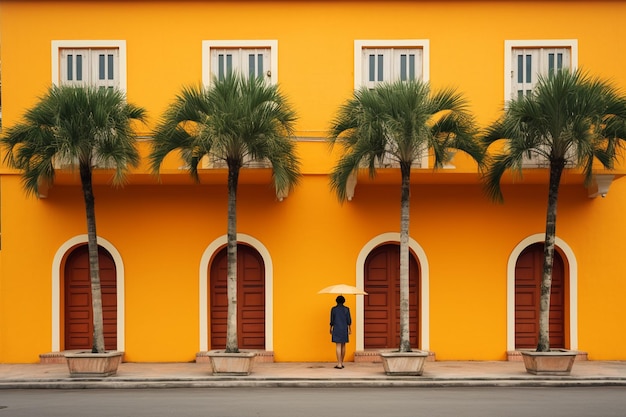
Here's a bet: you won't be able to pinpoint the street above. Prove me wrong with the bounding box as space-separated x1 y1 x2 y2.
0 387 625 417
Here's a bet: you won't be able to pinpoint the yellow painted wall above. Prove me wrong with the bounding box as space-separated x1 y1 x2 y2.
1 1 626 363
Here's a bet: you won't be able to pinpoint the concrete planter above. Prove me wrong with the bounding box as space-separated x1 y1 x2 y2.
206 350 256 375
521 349 577 375
64 351 123 378
379 350 428 376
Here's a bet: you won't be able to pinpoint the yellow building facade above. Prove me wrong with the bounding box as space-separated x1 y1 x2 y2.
1 0 626 363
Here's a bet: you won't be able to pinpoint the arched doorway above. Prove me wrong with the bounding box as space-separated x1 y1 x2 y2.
515 242 565 349
364 244 419 349
64 245 117 350
210 244 265 350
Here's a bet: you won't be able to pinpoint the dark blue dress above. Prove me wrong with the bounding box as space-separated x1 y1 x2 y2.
330 305 352 343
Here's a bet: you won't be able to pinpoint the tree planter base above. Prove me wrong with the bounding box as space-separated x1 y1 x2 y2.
64 351 123 378
379 350 429 376
206 350 256 375
521 349 577 375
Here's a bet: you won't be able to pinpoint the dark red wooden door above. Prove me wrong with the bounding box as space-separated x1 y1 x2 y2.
64 245 117 350
515 242 565 349
210 244 265 350
364 244 419 349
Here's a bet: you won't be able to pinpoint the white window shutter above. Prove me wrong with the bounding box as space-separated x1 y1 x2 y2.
91 49 119 89
241 48 270 81
60 49 88 86
392 49 422 82
362 49 390 89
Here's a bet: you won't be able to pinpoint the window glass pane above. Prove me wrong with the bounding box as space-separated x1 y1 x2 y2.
548 53 555 76
517 55 523 83
218 54 225 81
67 54 74 81
400 54 407 81
377 54 383 81
369 54 375 82
249 53 255 78
99 54 105 80
107 54 114 80
76 55 82 81
557 53 563 70
525 54 532 83
257 54 263 78
409 54 415 80
226 54 232 77
518 90 524 99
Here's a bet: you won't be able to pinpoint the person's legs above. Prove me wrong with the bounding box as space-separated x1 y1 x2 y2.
340 343 346 366
335 343 343 367
335 343 346 368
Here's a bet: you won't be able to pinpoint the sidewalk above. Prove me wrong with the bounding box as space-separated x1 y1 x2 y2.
1 360 626 389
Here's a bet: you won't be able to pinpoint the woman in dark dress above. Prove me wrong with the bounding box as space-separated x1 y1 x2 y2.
329 295 352 369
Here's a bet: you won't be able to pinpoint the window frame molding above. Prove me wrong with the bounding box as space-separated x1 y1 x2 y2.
504 39 578 102
52 40 127 91
354 39 430 90
202 40 278 86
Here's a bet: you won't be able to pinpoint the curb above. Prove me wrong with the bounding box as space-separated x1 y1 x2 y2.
2 377 626 389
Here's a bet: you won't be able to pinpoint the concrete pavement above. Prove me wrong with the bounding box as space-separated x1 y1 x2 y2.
1 360 626 389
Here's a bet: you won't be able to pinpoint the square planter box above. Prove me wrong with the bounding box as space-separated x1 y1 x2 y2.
206 350 256 376
521 349 577 375
64 351 123 378
379 350 428 376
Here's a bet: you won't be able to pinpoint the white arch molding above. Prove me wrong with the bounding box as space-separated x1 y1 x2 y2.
506 233 578 351
355 233 430 351
199 234 274 351
52 235 126 352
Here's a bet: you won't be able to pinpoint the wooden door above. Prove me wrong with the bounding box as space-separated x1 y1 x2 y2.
364 244 419 349
515 243 565 349
210 244 265 350
64 245 117 350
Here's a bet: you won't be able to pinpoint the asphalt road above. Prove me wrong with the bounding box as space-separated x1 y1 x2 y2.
1 387 625 417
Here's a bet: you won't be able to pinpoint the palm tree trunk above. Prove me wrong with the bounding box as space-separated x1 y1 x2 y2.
225 162 241 353
79 162 106 354
537 160 564 352
398 161 412 352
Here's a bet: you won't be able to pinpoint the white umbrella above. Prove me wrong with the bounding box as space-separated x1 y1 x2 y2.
318 283 368 295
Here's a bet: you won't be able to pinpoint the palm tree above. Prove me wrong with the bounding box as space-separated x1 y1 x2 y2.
328 80 484 352
1 85 147 353
483 69 626 352
150 73 300 353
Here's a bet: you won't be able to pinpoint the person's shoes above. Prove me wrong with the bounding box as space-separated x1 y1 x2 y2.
334 365 342 369
341 365 345 369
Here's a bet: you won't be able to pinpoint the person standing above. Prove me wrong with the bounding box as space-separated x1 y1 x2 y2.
330 295 352 369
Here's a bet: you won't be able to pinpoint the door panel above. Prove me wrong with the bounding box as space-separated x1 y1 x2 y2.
210 244 265 350
364 244 419 349
515 243 565 349
64 245 117 351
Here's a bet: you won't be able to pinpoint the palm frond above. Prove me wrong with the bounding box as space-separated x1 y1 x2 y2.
482 69 626 201
1 85 146 195
150 72 301 191
328 79 483 202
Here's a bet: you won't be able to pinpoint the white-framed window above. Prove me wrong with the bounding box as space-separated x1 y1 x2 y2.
504 40 577 101
52 40 126 91
200 41 278 169
202 40 278 86
505 40 578 168
354 40 430 168
354 40 430 89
